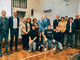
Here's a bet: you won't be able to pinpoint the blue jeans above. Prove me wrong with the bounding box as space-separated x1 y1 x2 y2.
44 39 54 49
53 40 63 51
29 41 36 51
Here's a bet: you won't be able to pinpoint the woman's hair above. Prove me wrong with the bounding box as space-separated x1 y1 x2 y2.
61 17 65 19
27 18 31 23
33 18 37 22
68 17 73 21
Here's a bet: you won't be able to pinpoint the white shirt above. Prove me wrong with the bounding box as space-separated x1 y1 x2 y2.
70 23 72 31
39 38 41 41
13 17 17 29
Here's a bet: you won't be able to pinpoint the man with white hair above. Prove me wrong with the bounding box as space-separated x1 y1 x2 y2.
9 10 19 54
0 10 9 57
74 14 80 47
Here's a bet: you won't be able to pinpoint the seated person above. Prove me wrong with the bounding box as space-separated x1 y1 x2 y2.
44 25 54 51
29 25 38 53
53 26 63 51
36 33 44 51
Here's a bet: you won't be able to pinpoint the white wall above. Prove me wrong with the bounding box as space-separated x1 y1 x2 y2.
0 0 11 16
35 0 80 19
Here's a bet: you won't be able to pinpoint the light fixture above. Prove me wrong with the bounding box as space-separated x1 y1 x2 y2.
64 0 70 6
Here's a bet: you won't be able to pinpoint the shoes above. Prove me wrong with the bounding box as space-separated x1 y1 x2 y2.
5 51 9 55
10 50 13 54
29 50 31 53
44 48 47 51
53 47 56 51
15 49 19 52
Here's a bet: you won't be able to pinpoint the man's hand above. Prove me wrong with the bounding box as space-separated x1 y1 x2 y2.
69 31 72 33
38 46 40 49
30 40 33 45
52 40 56 43
41 44 43 47
54 29 56 31
26 32 28 35
43 29 45 30
59 43 62 46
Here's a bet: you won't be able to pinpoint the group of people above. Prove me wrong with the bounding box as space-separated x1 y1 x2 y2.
0 10 80 57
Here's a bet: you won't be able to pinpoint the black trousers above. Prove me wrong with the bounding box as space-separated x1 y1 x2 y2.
75 30 80 46
10 29 19 50
36 43 43 51
66 33 74 48
62 32 65 46
0 32 8 52
22 34 29 48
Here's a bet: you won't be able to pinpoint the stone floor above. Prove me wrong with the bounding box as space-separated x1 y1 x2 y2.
0 45 80 60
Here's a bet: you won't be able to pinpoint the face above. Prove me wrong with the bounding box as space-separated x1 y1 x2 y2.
34 19 37 23
32 26 35 30
44 15 47 18
56 27 59 31
27 19 30 23
69 19 72 23
56 15 60 19
48 25 51 30
13 11 17 17
76 14 79 19
40 17 43 21
65 17 68 20
24 18 27 22
1 11 6 16
61 18 64 21
39 33 42 37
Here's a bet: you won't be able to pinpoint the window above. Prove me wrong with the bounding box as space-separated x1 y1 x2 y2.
13 0 27 9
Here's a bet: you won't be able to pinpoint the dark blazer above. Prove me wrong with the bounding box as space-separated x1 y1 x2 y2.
0 17 9 33
9 16 19 31
66 22 75 34
53 19 61 29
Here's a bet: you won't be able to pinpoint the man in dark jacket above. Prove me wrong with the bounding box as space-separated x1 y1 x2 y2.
53 26 63 51
9 10 19 54
53 15 60 31
66 17 75 48
74 14 80 47
0 10 9 57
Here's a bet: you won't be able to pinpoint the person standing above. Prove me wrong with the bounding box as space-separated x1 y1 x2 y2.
53 15 61 31
58 17 66 46
33 18 39 31
66 17 75 48
9 10 19 54
20 17 28 50
74 14 80 47
42 15 50 30
37 17 44 34
0 10 9 57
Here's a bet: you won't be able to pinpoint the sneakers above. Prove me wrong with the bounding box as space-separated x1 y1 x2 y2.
5 51 9 55
53 47 56 51
44 48 47 51
29 50 31 53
